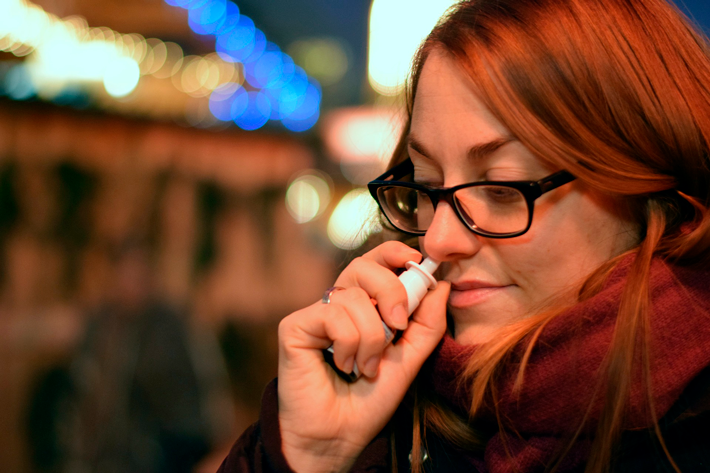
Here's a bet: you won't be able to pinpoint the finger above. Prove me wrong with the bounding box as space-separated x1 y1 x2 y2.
360 241 421 271
389 281 451 381
408 280 451 336
335 257 410 331
326 305 361 374
279 300 361 374
332 287 389 378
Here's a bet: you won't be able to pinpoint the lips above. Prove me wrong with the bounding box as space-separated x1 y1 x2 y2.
448 280 510 308
450 280 501 291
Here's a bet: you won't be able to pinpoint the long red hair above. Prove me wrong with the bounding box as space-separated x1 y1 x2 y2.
388 0 710 471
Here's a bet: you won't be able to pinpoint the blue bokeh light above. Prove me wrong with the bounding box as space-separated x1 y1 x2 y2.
215 15 256 62
209 82 242 121
5 65 35 100
229 86 249 120
233 91 271 130
263 61 303 121
289 81 320 120
165 0 322 131
213 2 241 36
52 86 91 108
269 53 295 89
275 66 310 117
282 108 320 132
280 80 320 131
242 28 267 63
188 0 228 35
244 42 283 89
263 88 283 120
175 0 210 10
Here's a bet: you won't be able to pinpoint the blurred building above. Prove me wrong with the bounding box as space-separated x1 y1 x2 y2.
1 0 708 472
0 0 346 465
0 96 342 471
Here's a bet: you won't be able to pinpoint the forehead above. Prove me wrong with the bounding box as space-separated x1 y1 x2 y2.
411 51 511 146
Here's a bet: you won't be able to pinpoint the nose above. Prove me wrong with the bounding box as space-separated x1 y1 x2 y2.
420 200 482 262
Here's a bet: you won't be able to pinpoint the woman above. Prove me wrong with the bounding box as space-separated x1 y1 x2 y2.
220 0 710 471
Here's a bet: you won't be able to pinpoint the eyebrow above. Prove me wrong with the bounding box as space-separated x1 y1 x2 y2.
407 135 516 161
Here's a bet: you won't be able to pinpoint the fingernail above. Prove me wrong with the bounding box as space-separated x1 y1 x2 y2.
391 303 408 331
364 355 380 378
343 356 354 374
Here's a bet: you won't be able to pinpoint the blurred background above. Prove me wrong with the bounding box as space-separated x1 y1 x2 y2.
0 0 708 472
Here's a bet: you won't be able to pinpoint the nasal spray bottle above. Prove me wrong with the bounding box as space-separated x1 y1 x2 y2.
323 257 440 382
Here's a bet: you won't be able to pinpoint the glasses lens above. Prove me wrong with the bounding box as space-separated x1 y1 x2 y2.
377 186 434 233
454 185 529 235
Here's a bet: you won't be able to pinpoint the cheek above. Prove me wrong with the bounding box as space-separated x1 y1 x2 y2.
501 242 592 313
500 201 610 300
501 243 560 292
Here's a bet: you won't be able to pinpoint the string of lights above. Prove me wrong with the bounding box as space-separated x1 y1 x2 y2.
168 0 321 131
0 0 321 132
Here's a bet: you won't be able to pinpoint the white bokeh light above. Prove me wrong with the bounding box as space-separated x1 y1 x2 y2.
286 172 332 224
327 188 382 250
0 0 242 109
368 0 458 95
287 180 320 223
104 56 140 97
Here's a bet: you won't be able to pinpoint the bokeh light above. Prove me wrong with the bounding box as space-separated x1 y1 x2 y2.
327 189 382 250
208 82 242 121
188 0 230 35
287 180 320 223
244 42 283 89
216 15 257 63
104 57 141 97
289 38 349 86
368 0 458 95
229 85 249 119
170 0 321 130
213 2 242 36
322 106 406 184
285 172 333 223
5 64 35 100
0 0 321 130
233 90 270 130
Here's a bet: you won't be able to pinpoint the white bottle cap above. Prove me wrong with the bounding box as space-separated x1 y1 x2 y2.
398 257 440 315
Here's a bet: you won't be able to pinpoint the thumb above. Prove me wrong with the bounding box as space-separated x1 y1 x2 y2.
386 281 451 380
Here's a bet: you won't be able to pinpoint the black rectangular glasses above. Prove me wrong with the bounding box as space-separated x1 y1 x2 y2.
367 158 576 238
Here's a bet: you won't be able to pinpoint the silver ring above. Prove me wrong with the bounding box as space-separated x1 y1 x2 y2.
321 286 346 304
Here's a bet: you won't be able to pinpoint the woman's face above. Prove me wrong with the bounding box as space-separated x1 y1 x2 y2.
412 51 639 345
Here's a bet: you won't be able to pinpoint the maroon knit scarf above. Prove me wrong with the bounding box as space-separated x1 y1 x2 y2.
423 257 710 472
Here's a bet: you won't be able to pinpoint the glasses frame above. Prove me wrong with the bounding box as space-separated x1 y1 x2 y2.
368 158 576 238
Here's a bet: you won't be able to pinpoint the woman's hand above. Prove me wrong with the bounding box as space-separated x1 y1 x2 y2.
277 241 451 473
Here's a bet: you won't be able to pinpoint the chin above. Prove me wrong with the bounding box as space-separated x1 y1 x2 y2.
448 298 527 345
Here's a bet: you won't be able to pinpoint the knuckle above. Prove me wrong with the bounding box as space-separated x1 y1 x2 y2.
333 321 359 348
382 240 405 252
348 286 371 303
385 240 417 257
357 315 386 348
328 303 349 321
277 306 314 339
364 240 402 261
348 256 369 271
386 276 408 297
366 325 387 348
335 257 371 285
328 306 356 336
278 313 295 337
331 286 368 306
342 330 361 348
372 278 406 308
